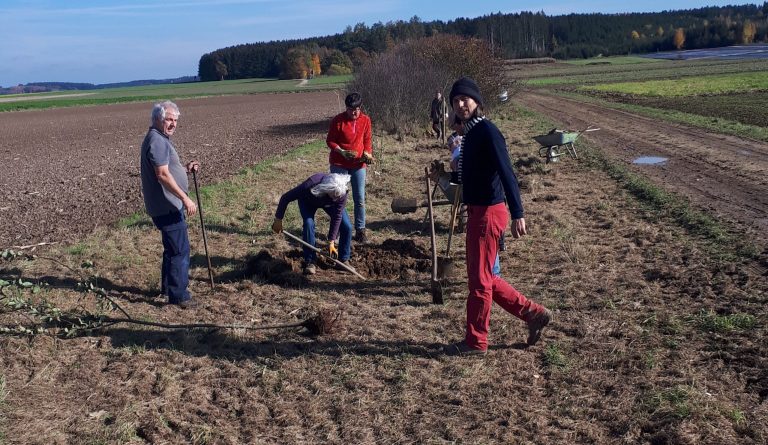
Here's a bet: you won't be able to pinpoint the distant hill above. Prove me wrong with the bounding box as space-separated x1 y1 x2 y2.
0 76 198 95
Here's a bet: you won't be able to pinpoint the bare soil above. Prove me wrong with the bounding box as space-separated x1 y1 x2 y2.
0 93 766 444
517 91 768 236
0 91 339 247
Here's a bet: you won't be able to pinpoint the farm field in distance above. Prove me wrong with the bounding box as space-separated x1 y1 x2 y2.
0 61 766 444
0 75 352 112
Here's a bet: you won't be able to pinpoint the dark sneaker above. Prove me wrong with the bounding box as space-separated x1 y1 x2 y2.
354 229 368 244
444 341 487 356
177 299 199 309
303 263 317 275
335 260 356 273
526 308 552 346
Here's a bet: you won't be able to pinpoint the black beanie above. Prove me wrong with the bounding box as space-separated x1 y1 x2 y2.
449 77 484 108
345 92 362 108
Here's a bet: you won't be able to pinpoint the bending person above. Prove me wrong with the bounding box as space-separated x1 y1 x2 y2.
272 173 354 275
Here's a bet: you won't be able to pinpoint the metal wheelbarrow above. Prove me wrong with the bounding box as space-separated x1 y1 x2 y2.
534 125 599 163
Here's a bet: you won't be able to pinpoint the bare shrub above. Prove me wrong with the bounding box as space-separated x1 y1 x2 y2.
348 35 506 135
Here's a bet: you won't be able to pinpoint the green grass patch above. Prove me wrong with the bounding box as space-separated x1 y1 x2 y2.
644 386 693 419
67 242 88 256
307 74 353 85
116 212 151 229
543 343 568 369
695 310 757 333
557 90 768 142
584 71 768 96
519 59 768 87
0 76 351 112
565 55 661 66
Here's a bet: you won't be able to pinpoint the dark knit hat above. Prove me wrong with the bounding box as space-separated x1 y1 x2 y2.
345 92 362 108
449 77 484 108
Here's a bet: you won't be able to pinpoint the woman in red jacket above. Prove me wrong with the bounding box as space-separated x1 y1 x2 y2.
326 93 373 244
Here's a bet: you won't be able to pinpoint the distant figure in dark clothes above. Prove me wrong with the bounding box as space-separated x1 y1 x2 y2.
430 90 445 139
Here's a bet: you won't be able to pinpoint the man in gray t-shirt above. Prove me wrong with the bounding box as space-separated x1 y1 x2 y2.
140 100 200 308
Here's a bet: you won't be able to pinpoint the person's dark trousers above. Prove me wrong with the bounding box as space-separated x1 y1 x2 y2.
297 199 353 264
151 210 191 304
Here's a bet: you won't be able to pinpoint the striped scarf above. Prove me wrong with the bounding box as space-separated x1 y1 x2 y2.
457 116 485 184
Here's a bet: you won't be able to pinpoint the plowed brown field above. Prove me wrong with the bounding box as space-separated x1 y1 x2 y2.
0 91 339 247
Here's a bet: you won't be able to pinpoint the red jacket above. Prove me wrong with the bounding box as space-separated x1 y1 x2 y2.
326 111 372 169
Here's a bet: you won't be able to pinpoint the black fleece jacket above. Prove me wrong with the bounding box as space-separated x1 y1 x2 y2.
453 119 524 219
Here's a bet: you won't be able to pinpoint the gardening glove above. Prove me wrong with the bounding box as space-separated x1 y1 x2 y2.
338 148 356 160
271 218 283 234
328 241 338 259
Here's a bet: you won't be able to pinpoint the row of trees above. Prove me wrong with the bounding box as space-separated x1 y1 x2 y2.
198 3 768 81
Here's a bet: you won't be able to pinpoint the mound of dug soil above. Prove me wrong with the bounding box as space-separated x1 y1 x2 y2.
243 250 306 287
348 238 432 279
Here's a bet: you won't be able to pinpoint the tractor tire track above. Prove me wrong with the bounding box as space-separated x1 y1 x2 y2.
517 91 768 234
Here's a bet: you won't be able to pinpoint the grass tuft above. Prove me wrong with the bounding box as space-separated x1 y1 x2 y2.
543 343 568 369
695 310 756 333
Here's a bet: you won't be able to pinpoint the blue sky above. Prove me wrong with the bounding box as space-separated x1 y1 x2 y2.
0 0 749 86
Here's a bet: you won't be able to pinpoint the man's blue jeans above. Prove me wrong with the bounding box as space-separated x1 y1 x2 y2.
330 165 366 231
151 210 191 304
298 199 352 264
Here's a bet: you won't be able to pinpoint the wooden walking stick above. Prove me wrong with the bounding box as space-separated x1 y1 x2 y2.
192 170 215 290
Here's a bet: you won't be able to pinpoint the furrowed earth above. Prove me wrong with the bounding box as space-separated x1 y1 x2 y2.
0 88 766 444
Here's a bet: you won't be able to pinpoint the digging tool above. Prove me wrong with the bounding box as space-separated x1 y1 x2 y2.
445 183 462 257
391 197 451 214
192 170 215 290
281 230 366 280
425 168 444 304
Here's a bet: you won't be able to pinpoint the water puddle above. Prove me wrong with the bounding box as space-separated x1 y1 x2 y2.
633 156 668 165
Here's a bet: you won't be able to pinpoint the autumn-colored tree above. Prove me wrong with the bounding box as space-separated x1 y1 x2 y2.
214 60 228 81
673 27 685 50
311 54 321 76
631 30 640 40
280 47 310 79
742 20 757 43
348 47 370 69
656 26 664 37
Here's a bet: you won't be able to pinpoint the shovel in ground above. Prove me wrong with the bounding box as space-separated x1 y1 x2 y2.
425 168 444 304
192 169 215 290
281 230 366 281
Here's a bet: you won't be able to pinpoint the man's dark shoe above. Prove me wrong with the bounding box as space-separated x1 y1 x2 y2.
303 263 317 275
335 260 356 273
526 308 552 346
177 299 199 309
354 229 368 244
443 341 487 357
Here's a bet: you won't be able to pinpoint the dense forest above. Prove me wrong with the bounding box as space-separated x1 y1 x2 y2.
198 3 768 81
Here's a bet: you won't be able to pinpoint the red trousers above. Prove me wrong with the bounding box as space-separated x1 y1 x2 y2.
465 203 544 350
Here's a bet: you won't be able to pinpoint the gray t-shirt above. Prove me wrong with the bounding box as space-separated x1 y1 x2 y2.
140 127 189 217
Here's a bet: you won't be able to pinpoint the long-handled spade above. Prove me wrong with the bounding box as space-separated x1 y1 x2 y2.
425 167 444 304
192 170 215 290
